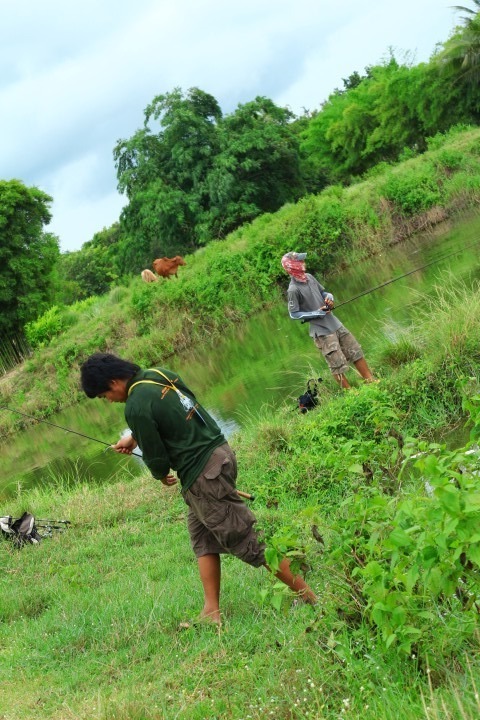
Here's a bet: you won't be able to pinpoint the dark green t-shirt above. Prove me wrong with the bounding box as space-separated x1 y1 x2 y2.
125 368 226 491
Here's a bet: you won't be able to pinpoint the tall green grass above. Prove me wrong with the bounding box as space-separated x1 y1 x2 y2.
2 442 479 719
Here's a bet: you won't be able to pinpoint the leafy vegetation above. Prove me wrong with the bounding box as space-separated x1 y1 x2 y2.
436 2 480 86
55 225 122 304
1 124 480 440
2 283 480 718
0 179 59 337
0 7 478 325
9 7 474 307
109 27 480 277
113 89 305 267
3 9 480 718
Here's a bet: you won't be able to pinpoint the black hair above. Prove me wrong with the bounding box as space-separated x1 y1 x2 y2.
80 353 141 398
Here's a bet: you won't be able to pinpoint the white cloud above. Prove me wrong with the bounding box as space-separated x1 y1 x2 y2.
42 153 126 246
0 0 458 252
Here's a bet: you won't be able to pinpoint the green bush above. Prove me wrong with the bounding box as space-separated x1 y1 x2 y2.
287 194 351 269
130 283 158 334
25 306 75 348
434 148 468 173
381 164 443 216
328 432 480 657
4 127 480 441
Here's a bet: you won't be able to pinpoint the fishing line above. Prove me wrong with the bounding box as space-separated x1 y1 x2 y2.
0 405 143 457
331 238 480 311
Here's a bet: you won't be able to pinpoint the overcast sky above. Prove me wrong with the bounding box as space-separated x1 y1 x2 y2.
0 0 459 253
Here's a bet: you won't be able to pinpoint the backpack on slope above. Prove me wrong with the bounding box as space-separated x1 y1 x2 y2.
298 378 322 414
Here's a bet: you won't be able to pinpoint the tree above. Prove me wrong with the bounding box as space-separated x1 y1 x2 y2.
300 67 384 182
114 88 305 255
114 87 222 256
53 223 132 304
300 47 478 184
202 96 304 240
332 67 373 95
143 87 222 194
436 7 480 91
0 179 59 337
56 246 117 303
119 178 202 264
451 1 480 23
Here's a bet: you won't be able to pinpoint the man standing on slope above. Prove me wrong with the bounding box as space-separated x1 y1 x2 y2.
80 353 317 626
281 252 376 389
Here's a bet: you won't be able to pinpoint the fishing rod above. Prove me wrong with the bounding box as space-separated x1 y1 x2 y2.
328 238 480 312
0 405 256 500
0 405 143 458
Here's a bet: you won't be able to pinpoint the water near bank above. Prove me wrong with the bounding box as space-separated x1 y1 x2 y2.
2 213 480 499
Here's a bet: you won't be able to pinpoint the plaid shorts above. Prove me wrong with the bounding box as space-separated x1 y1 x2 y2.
183 444 265 567
314 324 363 375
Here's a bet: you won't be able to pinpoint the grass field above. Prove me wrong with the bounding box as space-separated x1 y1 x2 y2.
3 282 480 718
2 127 480 718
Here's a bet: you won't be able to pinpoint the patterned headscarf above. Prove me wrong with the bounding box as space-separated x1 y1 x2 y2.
281 252 307 283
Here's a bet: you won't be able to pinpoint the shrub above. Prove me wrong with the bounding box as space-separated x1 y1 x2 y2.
25 306 76 348
381 164 443 216
130 283 158 334
327 433 480 658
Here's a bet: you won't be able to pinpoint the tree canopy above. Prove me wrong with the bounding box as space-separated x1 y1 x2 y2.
436 6 480 87
113 12 480 259
300 45 479 184
113 88 304 268
203 96 304 241
0 179 59 337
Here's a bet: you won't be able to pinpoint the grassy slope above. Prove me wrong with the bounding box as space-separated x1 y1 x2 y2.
2 127 480 719
1 126 480 438
2 283 480 719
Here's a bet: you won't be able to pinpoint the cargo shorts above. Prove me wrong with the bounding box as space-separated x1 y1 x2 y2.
183 443 266 567
314 324 363 375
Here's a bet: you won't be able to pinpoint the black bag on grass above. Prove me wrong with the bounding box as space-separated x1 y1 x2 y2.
298 378 322 414
0 512 42 548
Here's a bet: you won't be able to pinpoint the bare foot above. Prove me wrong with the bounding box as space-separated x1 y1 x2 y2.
178 612 222 631
199 609 222 626
297 589 318 606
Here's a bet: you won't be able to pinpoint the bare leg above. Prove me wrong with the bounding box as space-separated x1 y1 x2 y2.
265 558 317 605
334 373 351 389
197 554 222 624
354 357 375 382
